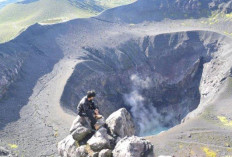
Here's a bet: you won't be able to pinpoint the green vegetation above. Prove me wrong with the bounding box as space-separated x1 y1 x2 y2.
200 11 232 26
198 11 232 37
0 0 136 43
8 143 18 149
202 146 217 157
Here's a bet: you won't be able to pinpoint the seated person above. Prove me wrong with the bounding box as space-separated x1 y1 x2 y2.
76 90 102 130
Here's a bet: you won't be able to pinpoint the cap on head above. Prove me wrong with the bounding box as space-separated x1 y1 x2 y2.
87 90 96 98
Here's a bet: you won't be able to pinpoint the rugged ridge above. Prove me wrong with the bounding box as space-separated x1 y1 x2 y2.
98 0 232 23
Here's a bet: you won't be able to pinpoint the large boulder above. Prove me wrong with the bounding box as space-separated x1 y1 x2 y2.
112 136 154 157
70 116 92 142
106 108 135 138
70 115 91 133
58 135 89 157
58 135 79 157
71 126 92 142
99 149 112 157
87 127 115 152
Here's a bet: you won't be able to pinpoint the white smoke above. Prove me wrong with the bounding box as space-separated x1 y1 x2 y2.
123 74 174 136
130 74 152 89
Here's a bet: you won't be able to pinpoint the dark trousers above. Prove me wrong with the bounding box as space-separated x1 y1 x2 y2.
86 110 97 129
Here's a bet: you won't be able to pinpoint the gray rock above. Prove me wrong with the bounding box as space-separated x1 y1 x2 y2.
0 147 9 156
70 116 91 133
0 146 16 157
106 108 135 138
115 136 122 144
92 152 99 157
87 127 114 152
57 135 79 157
112 136 154 157
70 116 92 142
71 126 92 142
99 149 112 157
76 145 88 157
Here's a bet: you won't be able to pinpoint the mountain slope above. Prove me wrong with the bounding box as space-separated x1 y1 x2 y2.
98 0 232 23
0 0 136 43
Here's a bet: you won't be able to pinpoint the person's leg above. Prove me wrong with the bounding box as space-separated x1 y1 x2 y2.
89 116 97 130
86 110 97 130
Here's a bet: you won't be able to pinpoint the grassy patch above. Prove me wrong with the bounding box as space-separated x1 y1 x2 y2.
8 144 18 149
202 147 216 157
217 116 232 127
200 11 232 27
53 129 59 137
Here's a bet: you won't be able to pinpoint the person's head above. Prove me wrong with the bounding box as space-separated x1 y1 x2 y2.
87 90 96 101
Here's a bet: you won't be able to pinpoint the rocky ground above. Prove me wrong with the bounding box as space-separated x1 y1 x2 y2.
58 108 153 157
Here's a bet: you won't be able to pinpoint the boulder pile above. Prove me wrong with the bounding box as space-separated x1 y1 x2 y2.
0 146 17 157
58 108 154 157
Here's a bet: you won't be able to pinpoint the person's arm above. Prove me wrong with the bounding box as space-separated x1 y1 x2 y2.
92 101 100 115
92 101 99 110
77 103 87 117
92 101 103 119
92 101 99 114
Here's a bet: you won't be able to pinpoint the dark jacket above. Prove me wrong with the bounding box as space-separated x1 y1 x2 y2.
77 96 99 117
